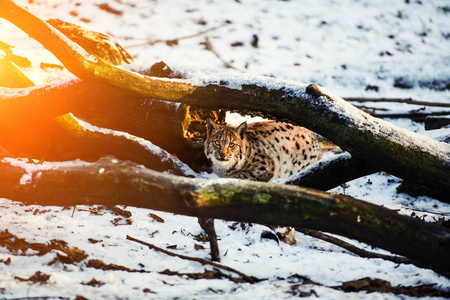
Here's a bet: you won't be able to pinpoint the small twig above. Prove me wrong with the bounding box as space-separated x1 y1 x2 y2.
126 235 260 283
204 37 243 72
296 228 412 264
346 97 450 108
126 23 228 48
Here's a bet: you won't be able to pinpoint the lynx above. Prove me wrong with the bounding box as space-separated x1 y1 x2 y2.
204 119 322 182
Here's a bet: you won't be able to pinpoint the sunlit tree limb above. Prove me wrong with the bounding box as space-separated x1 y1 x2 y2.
2 0 448 197
0 0 196 101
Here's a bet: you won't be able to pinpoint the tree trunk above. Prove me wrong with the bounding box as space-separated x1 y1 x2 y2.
1 0 448 198
0 156 448 276
279 152 379 191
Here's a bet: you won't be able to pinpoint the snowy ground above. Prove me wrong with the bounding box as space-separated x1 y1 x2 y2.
1 0 450 299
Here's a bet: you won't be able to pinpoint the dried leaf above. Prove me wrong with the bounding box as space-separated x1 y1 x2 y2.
149 213 165 223
111 206 132 218
279 227 296 245
88 238 102 244
0 257 11 265
15 271 50 284
194 244 205 250
143 288 156 294
338 277 450 297
86 259 138 272
83 278 105 287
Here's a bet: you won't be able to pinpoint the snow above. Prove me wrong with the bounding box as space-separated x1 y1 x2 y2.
1 157 91 185
1 0 450 299
73 115 199 177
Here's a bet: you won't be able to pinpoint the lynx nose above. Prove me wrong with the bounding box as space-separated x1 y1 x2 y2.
218 151 229 161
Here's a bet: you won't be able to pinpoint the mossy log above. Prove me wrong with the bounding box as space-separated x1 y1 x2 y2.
0 156 449 275
1 0 448 198
1 1 450 272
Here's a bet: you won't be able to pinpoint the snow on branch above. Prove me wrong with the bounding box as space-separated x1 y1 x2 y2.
2 0 448 198
0 156 449 276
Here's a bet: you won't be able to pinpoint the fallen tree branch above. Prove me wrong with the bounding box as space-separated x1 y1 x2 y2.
203 37 243 72
279 153 379 191
126 23 228 48
126 235 259 283
1 157 449 276
346 97 450 108
0 1 196 101
296 228 412 264
1 72 448 199
372 111 450 121
2 1 448 197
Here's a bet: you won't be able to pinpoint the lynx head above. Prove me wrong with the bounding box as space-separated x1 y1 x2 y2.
204 119 247 170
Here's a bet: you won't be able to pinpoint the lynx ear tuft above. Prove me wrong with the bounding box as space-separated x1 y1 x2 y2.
236 121 248 139
206 118 218 136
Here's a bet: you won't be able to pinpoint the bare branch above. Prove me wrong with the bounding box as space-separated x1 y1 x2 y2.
126 235 259 283
126 23 228 48
346 97 450 108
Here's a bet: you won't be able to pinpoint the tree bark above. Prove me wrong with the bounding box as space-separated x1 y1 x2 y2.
1 0 448 198
0 1 195 101
0 156 449 276
279 153 380 191
1 0 450 274
0 80 218 171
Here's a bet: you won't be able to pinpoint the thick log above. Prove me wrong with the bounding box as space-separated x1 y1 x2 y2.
0 113 193 175
0 1 196 101
425 115 450 131
279 153 379 190
0 78 218 171
1 1 448 197
0 156 449 276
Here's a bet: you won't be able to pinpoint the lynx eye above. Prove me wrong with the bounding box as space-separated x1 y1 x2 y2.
229 142 236 149
214 140 220 147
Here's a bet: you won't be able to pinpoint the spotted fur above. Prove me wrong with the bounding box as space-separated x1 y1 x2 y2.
204 119 322 181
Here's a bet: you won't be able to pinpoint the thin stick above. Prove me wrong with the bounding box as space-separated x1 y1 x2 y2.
126 235 259 283
297 228 412 264
204 37 243 72
299 228 450 278
126 23 228 48
346 97 450 108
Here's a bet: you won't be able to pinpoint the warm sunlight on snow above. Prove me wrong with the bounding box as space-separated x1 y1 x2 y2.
0 0 449 299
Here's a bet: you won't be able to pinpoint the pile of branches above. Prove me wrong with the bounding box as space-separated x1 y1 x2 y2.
0 0 449 277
